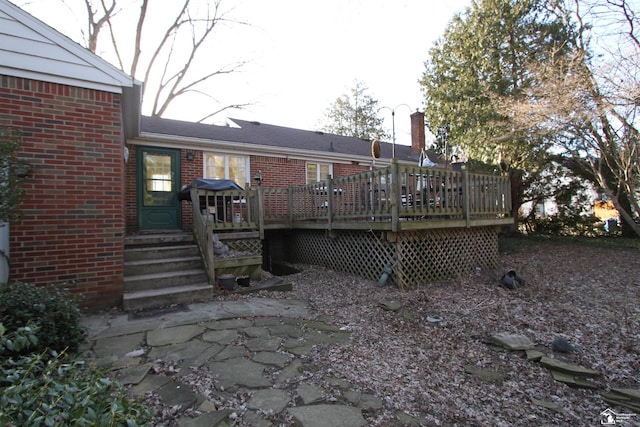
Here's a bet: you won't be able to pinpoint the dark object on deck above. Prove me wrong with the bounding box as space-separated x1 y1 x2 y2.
501 270 526 289
552 336 578 353
178 178 243 201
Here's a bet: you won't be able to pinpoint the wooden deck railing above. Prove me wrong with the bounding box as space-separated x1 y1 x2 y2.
260 162 511 231
190 162 512 236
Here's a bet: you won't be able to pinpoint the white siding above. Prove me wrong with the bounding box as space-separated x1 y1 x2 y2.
0 0 135 92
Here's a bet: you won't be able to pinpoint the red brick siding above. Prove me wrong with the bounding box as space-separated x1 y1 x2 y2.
180 149 203 230
333 163 370 177
0 75 125 310
124 144 138 233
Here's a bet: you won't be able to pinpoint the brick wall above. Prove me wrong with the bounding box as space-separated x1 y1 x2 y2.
0 75 125 310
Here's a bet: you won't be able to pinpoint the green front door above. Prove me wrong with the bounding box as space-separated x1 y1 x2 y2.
137 147 181 230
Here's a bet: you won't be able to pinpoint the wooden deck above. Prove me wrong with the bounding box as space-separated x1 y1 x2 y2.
190 162 512 288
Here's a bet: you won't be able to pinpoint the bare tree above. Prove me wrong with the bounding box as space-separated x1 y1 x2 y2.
74 0 251 122
498 0 640 236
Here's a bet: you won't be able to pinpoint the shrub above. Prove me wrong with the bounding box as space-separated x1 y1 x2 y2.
0 282 86 354
0 324 152 426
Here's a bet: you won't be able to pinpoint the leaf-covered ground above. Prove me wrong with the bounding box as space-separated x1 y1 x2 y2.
265 238 640 426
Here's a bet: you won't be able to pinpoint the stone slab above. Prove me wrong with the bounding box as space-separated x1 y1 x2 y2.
147 324 205 347
490 332 535 350
117 362 152 385
540 356 600 378
252 351 292 368
92 332 146 358
297 384 324 405
464 365 505 383
246 336 283 352
247 389 291 413
203 318 253 330
202 329 239 345
208 357 271 389
550 370 600 389
157 380 198 409
177 410 232 427
130 374 172 396
287 405 367 427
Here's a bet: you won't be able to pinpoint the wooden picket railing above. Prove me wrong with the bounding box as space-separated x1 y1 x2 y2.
191 162 512 236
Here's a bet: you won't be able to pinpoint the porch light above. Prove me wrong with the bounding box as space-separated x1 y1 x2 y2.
186 149 195 161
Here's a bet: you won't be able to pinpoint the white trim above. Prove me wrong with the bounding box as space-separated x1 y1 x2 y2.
0 0 138 90
130 132 390 166
0 66 124 93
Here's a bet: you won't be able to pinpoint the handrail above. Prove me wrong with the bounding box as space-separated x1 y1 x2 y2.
190 186 215 285
260 163 511 229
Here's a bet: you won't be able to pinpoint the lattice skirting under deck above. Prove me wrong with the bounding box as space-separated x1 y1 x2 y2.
288 227 499 288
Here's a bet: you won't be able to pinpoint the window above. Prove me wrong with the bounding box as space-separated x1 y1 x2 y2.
306 162 332 184
204 154 249 185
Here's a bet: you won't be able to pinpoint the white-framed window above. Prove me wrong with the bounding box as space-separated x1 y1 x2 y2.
204 153 250 185
306 162 332 184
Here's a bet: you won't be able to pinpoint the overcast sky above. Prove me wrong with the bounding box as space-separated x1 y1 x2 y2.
18 0 471 146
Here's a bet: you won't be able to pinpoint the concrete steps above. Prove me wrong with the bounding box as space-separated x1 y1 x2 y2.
123 231 213 312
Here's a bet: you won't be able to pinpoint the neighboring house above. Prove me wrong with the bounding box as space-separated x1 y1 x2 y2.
0 0 141 309
127 114 439 232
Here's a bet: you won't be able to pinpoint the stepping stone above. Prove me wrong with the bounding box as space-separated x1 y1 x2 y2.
147 325 205 347
148 341 220 363
157 380 198 410
464 365 505 383
214 344 248 361
243 326 271 338
93 332 145 358
269 324 304 338
252 351 291 368
243 410 274 427
117 362 153 385
246 336 282 352
539 357 599 377
549 370 599 389
611 388 640 401
277 359 304 383
378 300 402 312
490 332 535 350
204 318 252 330
208 357 271 389
288 405 367 427
359 393 383 410
247 389 291 413
525 349 545 361
304 320 341 332
202 329 238 345
177 409 232 427
297 384 324 405
130 374 172 396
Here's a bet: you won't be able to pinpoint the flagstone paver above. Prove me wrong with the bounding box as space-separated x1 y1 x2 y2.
82 298 388 426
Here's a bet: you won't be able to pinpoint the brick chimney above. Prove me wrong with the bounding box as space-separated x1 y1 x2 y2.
410 110 425 155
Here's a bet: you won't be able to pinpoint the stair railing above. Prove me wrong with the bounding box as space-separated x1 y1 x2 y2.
190 185 215 286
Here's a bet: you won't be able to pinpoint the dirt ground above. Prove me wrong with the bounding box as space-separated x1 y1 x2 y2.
263 238 640 426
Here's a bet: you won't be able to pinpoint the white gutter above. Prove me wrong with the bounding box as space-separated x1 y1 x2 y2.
129 132 392 166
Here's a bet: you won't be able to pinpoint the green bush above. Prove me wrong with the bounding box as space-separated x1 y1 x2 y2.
0 324 152 426
0 282 86 354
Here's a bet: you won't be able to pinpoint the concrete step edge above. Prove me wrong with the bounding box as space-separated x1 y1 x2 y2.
123 269 206 282
123 283 213 300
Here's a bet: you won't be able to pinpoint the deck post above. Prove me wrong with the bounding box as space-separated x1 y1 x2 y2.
390 159 400 232
327 175 334 230
288 187 294 228
462 166 470 228
257 185 265 239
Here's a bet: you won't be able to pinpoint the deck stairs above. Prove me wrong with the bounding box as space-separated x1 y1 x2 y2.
123 231 213 312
